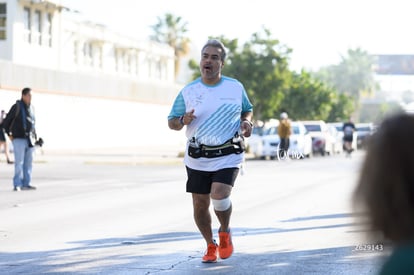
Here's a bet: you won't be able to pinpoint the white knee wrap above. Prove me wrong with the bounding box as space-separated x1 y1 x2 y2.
212 197 231 211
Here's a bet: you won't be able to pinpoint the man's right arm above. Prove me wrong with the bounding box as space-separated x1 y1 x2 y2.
168 92 186 131
168 117 185 131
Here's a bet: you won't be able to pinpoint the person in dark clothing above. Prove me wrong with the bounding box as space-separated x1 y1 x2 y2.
2 87 38 191
342 118 356 157
0 110 13 164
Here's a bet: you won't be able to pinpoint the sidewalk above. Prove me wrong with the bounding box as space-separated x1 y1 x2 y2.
33 145 185 165
33 146 256 165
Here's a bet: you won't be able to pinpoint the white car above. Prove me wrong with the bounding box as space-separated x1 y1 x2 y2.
288 121 313 159
248 121 312 160
245 125 266 156
356 123 375 149
301 120 334 156
327 124 344 154
248 125 280 160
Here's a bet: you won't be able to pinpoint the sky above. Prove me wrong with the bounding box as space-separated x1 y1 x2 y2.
60 0 414 72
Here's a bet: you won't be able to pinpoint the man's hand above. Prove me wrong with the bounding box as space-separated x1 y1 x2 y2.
168 109 197 131
241 120 253 137
181 109 196 125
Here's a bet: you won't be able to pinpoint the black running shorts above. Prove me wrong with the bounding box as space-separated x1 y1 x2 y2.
343 135 353 142
185 166 239 194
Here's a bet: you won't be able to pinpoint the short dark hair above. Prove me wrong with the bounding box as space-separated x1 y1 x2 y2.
22 87 31 96
201 39 227 62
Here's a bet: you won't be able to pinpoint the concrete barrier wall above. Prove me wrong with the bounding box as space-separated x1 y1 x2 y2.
0 61 189 153
0 89 187 153
0 60 181 105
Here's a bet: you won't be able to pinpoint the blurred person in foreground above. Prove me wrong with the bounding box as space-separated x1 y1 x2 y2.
277 112 291 159
0 110 14 164
353 112 414 275
2 87 38 191
168 39 253 263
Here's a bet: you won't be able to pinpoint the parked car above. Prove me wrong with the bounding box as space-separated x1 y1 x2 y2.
288 121 313 159
249 125 280 160
301 120 334 156
327 122 357 152
248 121 312 160
245 125 265 155
327 124 343 154
356 122 376 149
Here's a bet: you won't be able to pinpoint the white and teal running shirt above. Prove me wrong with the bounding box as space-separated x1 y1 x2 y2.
168 76 253 171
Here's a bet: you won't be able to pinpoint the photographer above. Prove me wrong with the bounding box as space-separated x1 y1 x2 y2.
2 87 39 191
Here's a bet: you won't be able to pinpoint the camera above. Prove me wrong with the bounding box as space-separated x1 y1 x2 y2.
35 137 44 147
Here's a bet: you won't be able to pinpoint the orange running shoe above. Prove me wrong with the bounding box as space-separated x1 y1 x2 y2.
218 230 233 259
202 241 218 263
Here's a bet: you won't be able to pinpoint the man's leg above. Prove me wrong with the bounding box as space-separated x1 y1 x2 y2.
279 138 286 158
344 140 352 157
192 193 218 263
211 182 234 259
22 146 35 187
12 139 26 190
2 140 13 163
0 141 5 160
211 182 232 231
192 193 214 244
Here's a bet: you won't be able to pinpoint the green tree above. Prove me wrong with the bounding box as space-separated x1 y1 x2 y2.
189 28 293 121
281 71 338 121
315 48 379 105
188 29 355 122
150 13 191 79
359 101 404 123
314 48 382 122
326 93 355 122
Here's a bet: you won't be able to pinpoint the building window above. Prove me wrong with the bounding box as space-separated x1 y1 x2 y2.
83 42 92 66
73 40 79 64
94 46 103 69
45 13 52 47
33 10 41 45
155 59 162 80
0 3 7 40
23 7 31 43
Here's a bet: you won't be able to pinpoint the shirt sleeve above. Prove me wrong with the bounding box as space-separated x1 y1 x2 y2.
241 88 253 113
167 92 186 120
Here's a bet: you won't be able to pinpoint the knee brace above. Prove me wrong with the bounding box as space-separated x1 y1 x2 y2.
212 197 231 211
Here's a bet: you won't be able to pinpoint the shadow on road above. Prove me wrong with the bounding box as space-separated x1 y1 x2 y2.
0 214 388 274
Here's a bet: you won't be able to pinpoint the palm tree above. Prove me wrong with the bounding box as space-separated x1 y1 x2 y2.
150 13 191 80
334 48 378 101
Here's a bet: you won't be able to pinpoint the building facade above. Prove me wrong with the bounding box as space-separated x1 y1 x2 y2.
0 0 178 102
0 0 185 151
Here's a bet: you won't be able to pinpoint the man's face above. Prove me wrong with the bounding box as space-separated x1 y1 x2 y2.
199 46 224 83
22 91 32 106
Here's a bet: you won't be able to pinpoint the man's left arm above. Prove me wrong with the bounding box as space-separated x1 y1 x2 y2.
240 111 253 137
240 86 253 137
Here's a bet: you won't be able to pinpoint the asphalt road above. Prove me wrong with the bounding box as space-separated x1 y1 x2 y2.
0 149 388 274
